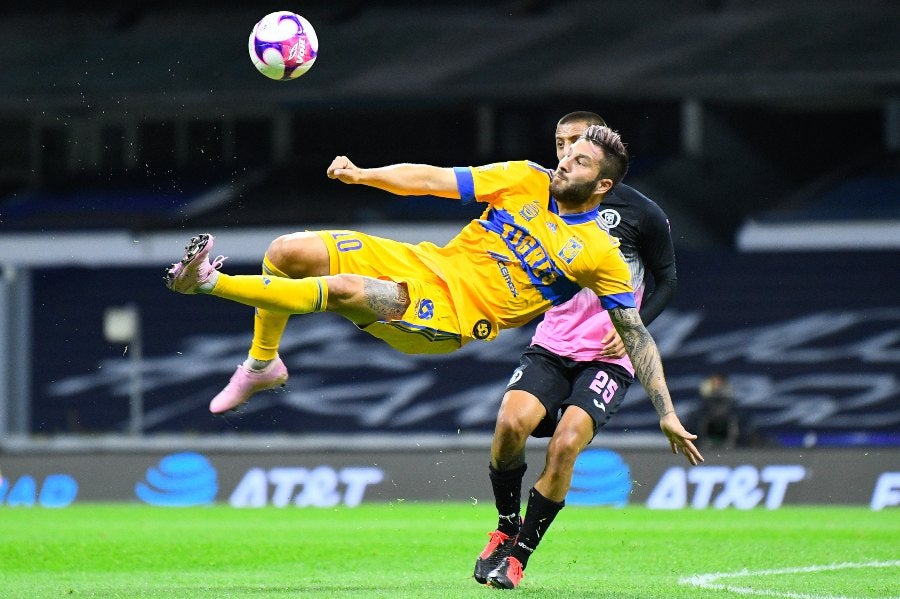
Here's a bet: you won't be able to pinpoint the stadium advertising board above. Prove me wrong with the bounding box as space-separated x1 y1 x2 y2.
0 448 897 509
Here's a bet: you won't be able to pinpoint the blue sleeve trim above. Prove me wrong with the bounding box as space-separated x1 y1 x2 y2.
599 292 637 311
526 161 554 177
454 167 476 204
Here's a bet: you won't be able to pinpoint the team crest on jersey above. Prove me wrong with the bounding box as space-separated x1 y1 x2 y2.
417 298 435 320
557 237 584 264
519 202 540 221
598 209 621 230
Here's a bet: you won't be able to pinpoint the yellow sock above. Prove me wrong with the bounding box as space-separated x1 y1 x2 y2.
250 256 291 361
212 273 329 315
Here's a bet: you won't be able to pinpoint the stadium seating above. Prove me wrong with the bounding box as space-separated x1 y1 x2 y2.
0 1 897 237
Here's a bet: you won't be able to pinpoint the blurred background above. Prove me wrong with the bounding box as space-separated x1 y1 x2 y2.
0 0 898 458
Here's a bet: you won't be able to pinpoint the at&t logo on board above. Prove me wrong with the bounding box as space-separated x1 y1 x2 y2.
135 452 218 506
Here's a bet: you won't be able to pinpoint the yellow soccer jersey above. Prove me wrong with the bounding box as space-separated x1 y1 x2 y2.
413 160 635 344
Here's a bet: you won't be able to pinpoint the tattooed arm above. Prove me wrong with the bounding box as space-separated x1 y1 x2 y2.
608 306 704 466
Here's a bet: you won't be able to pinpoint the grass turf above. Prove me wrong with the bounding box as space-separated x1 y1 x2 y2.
0 503 897 598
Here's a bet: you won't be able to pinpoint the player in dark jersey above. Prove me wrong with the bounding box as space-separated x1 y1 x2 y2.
477 112 697 590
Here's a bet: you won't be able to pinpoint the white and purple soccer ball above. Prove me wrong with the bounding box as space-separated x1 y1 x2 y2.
248 11 318 80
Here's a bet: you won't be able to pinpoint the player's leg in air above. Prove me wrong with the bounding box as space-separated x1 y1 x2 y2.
164 232 409 412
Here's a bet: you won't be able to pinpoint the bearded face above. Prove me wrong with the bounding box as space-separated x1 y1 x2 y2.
549 173 600 207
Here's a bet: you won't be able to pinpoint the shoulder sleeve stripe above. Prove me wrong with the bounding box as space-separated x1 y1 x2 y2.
526 161 553 178
454 167 476 204
599 292 637 311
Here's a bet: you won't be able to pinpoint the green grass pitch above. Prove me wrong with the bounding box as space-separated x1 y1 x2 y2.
1 503 897 598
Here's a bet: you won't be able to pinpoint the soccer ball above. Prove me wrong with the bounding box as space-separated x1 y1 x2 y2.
248 11 318 80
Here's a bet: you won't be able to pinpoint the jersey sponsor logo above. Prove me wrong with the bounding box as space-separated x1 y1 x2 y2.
473 319 492 339
416 298 434 320
480 209 568 291
557 237 584 264
598 208 622 229
498 221 558 285
496 260 519 298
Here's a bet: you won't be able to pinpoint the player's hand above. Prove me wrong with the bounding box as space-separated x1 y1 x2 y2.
659 412 704 466
327 155 360 183
600 329 627 358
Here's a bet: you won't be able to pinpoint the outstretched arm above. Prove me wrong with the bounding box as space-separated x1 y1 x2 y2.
327 155 460 199
608 306 704 465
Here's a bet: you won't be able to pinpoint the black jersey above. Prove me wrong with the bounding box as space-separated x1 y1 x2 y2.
596 183 676 301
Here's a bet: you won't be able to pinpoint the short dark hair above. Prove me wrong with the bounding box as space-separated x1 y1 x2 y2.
582 125 629 185
558 111 606 128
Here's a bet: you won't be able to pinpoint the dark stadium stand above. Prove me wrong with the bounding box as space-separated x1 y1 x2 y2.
0 1 898 240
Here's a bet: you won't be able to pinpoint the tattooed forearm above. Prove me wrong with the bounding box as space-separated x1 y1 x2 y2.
608 306 675 417
363 278 410 320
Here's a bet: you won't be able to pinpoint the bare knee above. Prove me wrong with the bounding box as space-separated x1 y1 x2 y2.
494 391 546 439
266 232 330 278
492 391 545 468
492 410 530 471
546 407 594 466
496 405 534 441
546 427 588 466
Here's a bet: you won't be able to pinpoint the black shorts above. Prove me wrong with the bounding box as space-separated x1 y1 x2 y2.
507 345 634 439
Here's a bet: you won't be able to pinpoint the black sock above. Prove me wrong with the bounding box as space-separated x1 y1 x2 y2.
489 463 527 536
511 487 564 568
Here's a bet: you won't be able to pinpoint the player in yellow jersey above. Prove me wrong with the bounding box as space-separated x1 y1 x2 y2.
163 125 702 471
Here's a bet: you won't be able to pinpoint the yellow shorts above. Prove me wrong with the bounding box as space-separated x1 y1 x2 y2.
316 230 463 354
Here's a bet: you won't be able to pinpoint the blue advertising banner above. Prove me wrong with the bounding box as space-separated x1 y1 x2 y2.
29 250 900 445
1 447 897 508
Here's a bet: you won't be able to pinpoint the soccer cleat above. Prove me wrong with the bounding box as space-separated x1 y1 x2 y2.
487 556 524 590
209 357 289 414
164 233 227 294
473 524 519 584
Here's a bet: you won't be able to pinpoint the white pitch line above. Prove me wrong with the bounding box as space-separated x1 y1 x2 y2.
679 560 900 599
